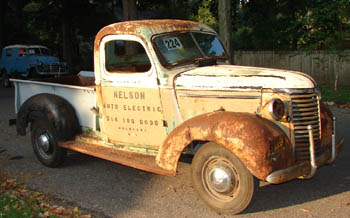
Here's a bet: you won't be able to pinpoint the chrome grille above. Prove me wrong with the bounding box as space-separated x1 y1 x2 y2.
42 63 66 73
291 92 321 162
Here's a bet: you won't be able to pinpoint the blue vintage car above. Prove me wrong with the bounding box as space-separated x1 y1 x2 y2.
0 45 69 87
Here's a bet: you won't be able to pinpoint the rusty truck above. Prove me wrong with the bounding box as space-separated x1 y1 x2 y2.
11 20 344 214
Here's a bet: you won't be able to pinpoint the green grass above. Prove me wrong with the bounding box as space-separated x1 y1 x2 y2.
0 195 51 218
0 177 87 218
320 86 350 104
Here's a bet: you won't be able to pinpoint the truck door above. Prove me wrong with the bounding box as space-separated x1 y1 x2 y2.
98 35 167 149
4 48 15 73
16 48 27 73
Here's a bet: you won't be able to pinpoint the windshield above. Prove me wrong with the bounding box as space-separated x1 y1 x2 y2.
153 32 228 67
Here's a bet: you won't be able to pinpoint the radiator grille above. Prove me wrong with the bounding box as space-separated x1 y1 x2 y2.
42 63 66 74
291 92 321 162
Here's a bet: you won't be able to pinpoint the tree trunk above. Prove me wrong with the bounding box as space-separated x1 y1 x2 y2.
61 0 73 71
15 0 24 35
0 0 8 48
218 0 233 63
122 0 137 21
122 0 137 55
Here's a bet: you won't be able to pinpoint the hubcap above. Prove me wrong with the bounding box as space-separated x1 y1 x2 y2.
202 156 239 201
36 132 53 158
208 166 234 193
38 133 50 152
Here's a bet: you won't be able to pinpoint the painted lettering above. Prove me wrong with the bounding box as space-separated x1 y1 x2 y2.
122 118 135 124
120 105 162 112
104 104 119 110
106 116 118 122
114 91 145 100
139 119 159 126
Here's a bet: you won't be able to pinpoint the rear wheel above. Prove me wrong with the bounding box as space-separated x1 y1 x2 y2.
31 119 67 167
191 142 254 214
2 71 11 88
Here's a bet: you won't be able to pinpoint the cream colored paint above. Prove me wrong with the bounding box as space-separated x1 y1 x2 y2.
175 90 261 121
100 86 167 147
94 21 318 151
98 35 167 147
174 65 316 90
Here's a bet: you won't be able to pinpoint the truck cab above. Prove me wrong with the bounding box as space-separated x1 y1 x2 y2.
0 45 68 87
12 20 344 214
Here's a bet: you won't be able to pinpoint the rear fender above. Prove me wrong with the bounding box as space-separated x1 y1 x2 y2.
16 93 81 141
156 111 293 180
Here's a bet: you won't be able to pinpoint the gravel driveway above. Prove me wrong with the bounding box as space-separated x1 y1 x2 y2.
1 86 349 218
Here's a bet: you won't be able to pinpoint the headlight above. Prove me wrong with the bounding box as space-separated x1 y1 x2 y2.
269 98 285 121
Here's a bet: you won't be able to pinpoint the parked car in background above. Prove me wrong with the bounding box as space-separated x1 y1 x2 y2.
0 44 69 87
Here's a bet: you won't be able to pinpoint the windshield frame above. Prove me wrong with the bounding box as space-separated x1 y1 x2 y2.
151 31 229 69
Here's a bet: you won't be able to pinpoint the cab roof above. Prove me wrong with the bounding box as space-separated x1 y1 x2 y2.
3 45 48 49
94 19 216 45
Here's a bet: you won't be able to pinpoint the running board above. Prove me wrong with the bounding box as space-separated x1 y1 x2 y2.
59 140 175 176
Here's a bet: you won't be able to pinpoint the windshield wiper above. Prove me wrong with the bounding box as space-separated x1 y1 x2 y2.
194 57 217 67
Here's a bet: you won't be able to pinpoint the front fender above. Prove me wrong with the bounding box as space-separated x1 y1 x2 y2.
156 111 293 180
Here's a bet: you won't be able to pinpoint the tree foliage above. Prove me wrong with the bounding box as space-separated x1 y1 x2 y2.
0 0 349 72
232 0 350 51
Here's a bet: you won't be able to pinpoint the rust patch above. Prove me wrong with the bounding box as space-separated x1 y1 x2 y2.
60 140 175 176
94 20 212 54
156 111 293 180
320 101 333 150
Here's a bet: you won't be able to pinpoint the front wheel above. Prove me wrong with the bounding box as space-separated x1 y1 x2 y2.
28 68 39 79
31 119 67 167
191 142 254 214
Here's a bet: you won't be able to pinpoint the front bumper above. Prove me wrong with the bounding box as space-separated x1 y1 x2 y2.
266 117 344 184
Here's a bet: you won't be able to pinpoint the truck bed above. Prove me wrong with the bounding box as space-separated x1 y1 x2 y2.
11 75 97 130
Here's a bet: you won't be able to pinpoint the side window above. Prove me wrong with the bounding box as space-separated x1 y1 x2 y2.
105 40 151 73
5 49 12 57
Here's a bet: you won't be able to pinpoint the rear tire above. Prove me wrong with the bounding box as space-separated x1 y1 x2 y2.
31 119 67 167
2 71 11 88
191 142 254 214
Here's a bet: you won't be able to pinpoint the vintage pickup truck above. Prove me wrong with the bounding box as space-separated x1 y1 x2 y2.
11 20 344 214
1 44 68 87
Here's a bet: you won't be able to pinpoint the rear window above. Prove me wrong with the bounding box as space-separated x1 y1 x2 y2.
105 40 151 73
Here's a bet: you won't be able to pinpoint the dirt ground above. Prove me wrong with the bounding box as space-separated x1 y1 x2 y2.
1 86 349 218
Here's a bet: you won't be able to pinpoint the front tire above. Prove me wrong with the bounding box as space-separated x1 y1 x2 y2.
191 142 254 214
28 68 39 79
31 119 67 167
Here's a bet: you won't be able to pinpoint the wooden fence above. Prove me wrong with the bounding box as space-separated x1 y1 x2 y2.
232 50 350 86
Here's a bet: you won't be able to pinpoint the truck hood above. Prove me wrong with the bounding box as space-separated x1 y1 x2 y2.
174 65 316 90
30 56 60 64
